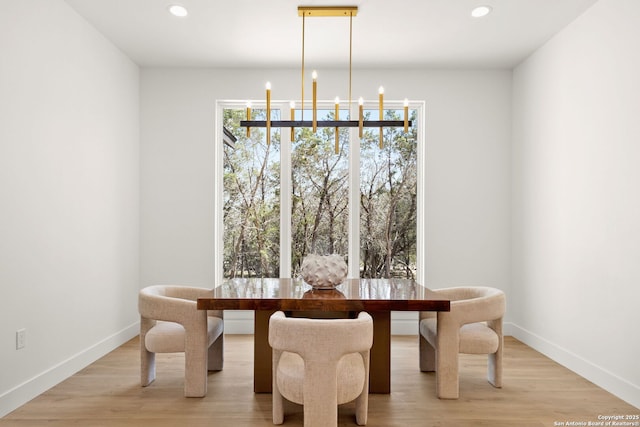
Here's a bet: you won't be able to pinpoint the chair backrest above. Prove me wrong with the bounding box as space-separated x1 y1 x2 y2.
268 311 373 362
138 285 215 325
438 286 505 327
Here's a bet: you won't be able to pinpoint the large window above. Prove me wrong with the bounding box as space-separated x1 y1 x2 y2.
218 101 421 281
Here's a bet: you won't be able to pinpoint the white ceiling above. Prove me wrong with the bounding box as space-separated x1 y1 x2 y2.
63 0 598 69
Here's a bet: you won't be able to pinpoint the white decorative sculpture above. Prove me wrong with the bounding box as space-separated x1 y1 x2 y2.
300 254 348 289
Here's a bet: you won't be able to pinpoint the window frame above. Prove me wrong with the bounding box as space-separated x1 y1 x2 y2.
214 99 425 283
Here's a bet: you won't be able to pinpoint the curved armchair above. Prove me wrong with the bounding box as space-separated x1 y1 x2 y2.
269 311 373 427
138 285 223 397
419 286 505 399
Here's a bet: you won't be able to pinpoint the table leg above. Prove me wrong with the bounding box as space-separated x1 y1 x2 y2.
254 309 275 393
369 311 391 393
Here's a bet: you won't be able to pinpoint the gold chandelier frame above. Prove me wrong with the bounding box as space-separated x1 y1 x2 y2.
240 6 411 150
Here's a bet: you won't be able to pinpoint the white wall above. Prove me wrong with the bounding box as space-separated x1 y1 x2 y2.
140 68 512 332
0 0 140 416
511 0 640 408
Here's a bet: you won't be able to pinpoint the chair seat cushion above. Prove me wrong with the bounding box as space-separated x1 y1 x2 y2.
276 351 366 405
145 316 223 353
420 319 499 354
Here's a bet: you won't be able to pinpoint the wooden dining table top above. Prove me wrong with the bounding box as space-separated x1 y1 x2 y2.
197 277 450 312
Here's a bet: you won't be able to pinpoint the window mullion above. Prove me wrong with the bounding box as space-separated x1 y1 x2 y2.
348 103 360 278
280 102 292 278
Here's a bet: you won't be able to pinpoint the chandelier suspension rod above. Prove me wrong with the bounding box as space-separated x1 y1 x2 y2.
301 13 305 121
349 11 353 114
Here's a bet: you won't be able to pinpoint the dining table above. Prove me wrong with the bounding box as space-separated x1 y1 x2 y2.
197 277 450 393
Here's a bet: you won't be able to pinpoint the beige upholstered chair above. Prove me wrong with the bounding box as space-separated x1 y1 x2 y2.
138 285 224 397
419 286 505 399
268 311 373 427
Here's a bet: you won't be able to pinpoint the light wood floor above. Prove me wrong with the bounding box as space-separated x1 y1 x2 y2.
2 335 637 426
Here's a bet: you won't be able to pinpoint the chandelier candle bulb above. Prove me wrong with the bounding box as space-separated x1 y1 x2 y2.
266 82 271 145
403 98 409 133
379 86 384 148
246 101 252 138
358 97 364 138
335 97 340 153
312 71 318 133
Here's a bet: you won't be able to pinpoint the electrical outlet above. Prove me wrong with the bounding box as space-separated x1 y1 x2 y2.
16 329 26 350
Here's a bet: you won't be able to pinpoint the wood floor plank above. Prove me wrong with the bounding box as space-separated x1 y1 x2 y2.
2 336 637 426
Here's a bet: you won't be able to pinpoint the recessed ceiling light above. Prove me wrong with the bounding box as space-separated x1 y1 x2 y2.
168 4 188 17
471 5 492 18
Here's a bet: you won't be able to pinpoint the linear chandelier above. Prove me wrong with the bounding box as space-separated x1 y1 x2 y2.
240 6 411 152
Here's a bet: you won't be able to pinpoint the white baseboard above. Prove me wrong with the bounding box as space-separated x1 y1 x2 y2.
222 310 255 334
510 323 640 409
390 311 419 335
0 322 140 418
